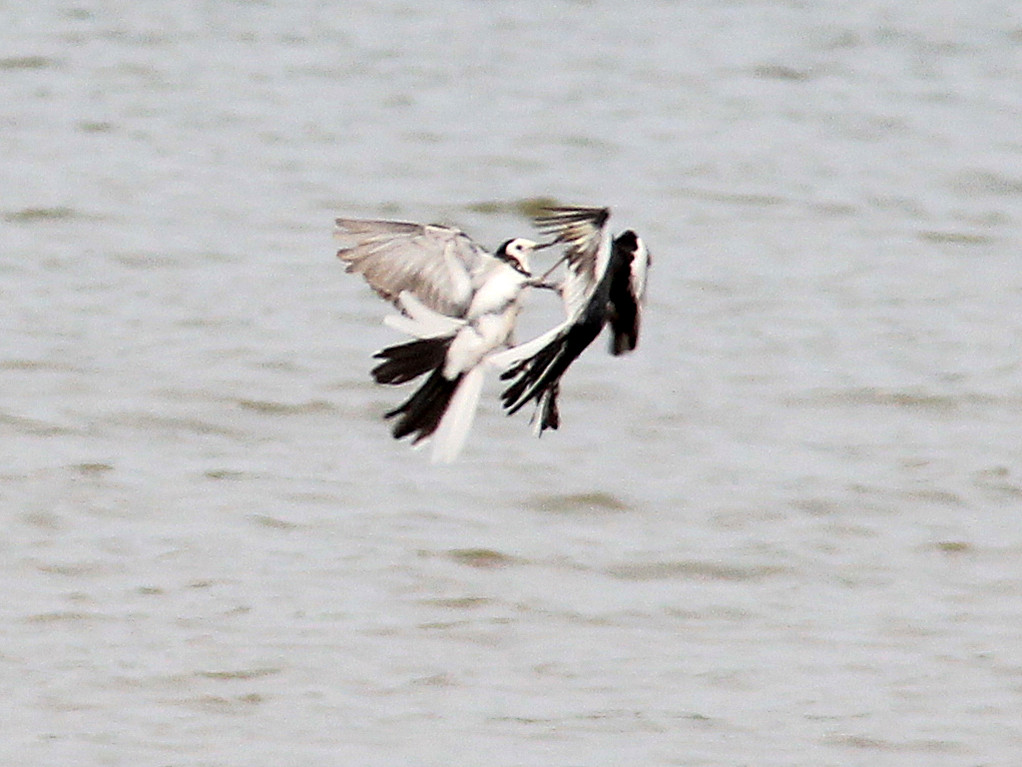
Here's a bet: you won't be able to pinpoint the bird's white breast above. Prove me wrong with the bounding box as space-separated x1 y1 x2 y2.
467 263 528 319
443 270 528 379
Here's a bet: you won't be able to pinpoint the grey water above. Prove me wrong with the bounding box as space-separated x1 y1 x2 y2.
3 1 1022 765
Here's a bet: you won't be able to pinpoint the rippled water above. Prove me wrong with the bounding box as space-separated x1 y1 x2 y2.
4 2 1022 765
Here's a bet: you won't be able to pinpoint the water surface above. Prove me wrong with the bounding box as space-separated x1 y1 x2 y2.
3 2 1022 765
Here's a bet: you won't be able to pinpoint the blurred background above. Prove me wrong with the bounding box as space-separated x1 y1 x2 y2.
3 1 1022 765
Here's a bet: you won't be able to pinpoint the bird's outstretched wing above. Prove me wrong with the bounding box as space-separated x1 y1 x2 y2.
533 206 611 309
335 218 492 317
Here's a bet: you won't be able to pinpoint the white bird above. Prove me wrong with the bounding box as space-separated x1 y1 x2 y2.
335 217 541 462
494 205 650 434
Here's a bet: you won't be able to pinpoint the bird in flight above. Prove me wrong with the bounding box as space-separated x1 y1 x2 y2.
335 217 543 462
494 205 651 434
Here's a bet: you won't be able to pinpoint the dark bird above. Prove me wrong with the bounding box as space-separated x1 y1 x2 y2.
494 206 650 434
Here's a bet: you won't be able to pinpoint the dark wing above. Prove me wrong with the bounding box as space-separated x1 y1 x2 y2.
499 295 606 426
384 368 460 445
607 230 650 356
371 335 453 386
335 218 492 317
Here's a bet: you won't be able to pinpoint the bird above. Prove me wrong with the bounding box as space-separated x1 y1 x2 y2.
335 216 543 462
493 205 650 434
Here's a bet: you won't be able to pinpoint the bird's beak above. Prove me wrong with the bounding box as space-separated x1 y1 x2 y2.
533 240 558 251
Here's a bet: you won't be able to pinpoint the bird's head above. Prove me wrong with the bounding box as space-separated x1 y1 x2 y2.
614 230 650 266
614 229 639 255
494 238 536 277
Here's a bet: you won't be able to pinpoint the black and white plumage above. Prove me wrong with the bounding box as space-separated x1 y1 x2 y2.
335 217 539 462
494 206 650 434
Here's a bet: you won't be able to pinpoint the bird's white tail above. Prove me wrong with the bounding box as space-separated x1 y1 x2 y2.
430 366 486 463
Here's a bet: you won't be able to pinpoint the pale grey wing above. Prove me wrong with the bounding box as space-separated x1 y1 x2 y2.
533 205 611 284
335 218 492 317
533 205 611 320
